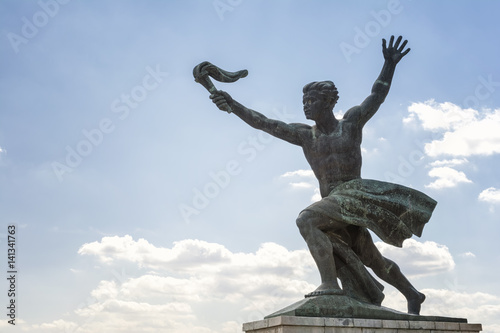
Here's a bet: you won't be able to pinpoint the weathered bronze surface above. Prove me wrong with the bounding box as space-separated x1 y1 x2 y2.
198 36 437 317
265 294 466 322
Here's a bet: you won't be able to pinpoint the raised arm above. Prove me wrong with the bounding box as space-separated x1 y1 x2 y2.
345 36 410 126
210 91 307 146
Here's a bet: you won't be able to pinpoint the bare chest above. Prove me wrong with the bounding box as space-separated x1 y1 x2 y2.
301 121 363 186
304 122 361 156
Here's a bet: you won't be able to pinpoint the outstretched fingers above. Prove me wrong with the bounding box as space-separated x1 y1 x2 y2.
383 35 411 60
388 35 395 48
399 39 410 57
394 35 402 49
399 39 408 51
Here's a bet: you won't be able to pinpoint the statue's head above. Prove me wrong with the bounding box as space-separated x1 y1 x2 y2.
302 81 339 120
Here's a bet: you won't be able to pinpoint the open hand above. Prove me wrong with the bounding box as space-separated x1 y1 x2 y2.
382 35 410 64
210 90 233 113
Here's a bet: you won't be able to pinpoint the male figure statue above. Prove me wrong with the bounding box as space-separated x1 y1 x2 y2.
210 36 436 315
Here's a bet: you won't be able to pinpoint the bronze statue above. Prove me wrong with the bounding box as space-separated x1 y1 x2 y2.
198 36 436 315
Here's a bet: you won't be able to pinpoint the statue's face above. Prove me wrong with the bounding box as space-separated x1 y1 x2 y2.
303 91 328 120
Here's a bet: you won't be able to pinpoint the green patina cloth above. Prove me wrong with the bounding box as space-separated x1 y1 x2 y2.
302 178 437 305
303 179 437 247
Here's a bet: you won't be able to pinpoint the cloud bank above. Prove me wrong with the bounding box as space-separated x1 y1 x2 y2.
63 236 316 332
404 101 500 192
19 235 492 332
405 101 500 157
375 239 455 278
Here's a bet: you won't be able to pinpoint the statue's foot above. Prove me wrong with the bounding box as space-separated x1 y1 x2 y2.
305 282 344 298
408 291 426 315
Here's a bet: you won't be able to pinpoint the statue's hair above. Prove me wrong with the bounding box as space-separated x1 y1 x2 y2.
303 81 339 106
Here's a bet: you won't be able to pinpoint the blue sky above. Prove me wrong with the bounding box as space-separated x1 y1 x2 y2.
1 0 500 332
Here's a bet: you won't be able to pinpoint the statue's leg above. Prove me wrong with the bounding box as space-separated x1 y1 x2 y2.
296 210 345 297
349 227 425 314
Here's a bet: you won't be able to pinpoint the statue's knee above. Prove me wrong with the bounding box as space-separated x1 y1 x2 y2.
296 211 313 234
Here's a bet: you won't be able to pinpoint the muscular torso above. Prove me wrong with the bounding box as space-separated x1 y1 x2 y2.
301 119 362 198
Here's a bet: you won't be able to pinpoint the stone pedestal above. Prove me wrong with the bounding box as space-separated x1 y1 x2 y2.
243 295 482 332
242 316 482 333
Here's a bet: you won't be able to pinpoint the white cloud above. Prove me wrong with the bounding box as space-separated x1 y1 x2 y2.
71 292 203 333
280 169 319 202
459 252 476 258
383 289 500 332
78 236 232 271
375 239 455 278
361 147 379 156
23 237 500 333
30 319 80 332
425 166 472 189
37 237 319 333
280 170 321 202
405 100 479 131
479 187 500 204
405 101 500 157
311 188 321 202
425 118 500 157
280 169 315 178
79 237 315 279
289 181 314 189
429 158 469 167
334 109 345 119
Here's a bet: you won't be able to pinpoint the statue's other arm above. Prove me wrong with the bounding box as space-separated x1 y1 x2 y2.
210 91 307 146
344 36 410 126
